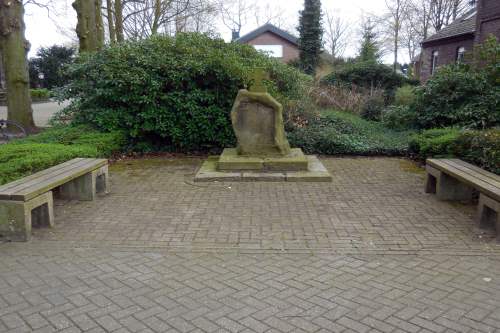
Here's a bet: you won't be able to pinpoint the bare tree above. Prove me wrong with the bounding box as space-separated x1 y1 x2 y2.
324 10 350 59
428 0 469 31
400 0 432 62
253 4 287 28
384 0 409 71
219 0 255 37
119 0 214 39
0 0 36 131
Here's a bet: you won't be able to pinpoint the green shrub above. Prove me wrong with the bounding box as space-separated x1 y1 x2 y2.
381 105 417 130
30 88 51 100
408 128 461 158
409 127 500 174
412 66 499 129
453 129 500 174
394 85 416 106
288 110 412 155
411 37 500 129
321 61 409 92
56 33 314 152
0 126 126 185
360 94 385 121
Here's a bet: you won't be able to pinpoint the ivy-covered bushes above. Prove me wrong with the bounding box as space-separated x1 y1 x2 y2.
288 110 411 155
0 126 126 185
56 33 314 152
409 128 500 175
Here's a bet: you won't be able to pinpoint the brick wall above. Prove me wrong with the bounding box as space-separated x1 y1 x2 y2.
245 32 299 63
476 0 500 43
420 36 475 82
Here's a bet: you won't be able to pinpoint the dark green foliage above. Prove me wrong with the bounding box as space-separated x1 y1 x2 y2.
297 0 323 75
360 95 385 121
322 61 407 92
288 110 412 155
357 19 381 63
412 65 500 129
409 128 500 175
411 37 500 129
453 129 500 175
30 88 51 101
0 125 125 185
394 85 416 106
381 105 417 130
408 128 461 158
28 45 75 89
56 33 313 152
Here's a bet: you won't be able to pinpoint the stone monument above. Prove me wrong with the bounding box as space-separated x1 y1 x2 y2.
194 68 332 182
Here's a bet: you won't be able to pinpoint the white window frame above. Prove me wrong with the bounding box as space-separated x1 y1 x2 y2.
456 47 466 63
253 45 284 58
431 50 439 74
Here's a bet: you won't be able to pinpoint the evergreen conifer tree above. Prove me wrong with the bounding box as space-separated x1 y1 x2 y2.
297 0 323 75
358 19 381 63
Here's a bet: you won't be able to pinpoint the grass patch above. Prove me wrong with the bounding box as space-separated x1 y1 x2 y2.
288 109 414 155
0 126 125 185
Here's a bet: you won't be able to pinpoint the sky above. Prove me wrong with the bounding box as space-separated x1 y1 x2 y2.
24 0 399 62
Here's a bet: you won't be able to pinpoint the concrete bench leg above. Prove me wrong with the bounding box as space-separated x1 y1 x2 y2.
59 165 109 201
96 165 109 194
477 194 499 239
0 191 54 242
425 165 473 201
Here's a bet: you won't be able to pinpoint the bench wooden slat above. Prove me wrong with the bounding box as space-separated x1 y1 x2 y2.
12 159 107 201
5 159 100 194
0 158 85 193
427 159 500 201
0 158 107 201
447 158 500 184
441 159 500 188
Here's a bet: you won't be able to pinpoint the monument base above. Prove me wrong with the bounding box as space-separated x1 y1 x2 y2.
194 155 332 182
218 148 309 171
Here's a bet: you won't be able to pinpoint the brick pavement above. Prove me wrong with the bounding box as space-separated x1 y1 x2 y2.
1 157 499 332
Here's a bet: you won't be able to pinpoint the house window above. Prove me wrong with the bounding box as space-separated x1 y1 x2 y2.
431 50 439 74
456 47 466 63
254 45 284 58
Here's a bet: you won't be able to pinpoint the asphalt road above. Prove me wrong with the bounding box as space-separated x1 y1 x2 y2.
0 100 69 127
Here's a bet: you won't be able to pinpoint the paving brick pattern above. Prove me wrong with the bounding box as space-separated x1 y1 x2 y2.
1 157 500 332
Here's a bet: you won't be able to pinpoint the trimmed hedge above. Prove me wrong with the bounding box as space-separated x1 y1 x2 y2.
288 110 412 155
409 128 500 175
56 33 314 152
0 126 125 185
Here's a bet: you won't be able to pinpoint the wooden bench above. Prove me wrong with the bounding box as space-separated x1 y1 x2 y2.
0 158 109 241
425 158 500 238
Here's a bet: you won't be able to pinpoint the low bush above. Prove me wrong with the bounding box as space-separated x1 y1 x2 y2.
394 85 416 106
56 33 315 152
381 105 417 130
408 128 461 158
288 110 412 155
360 94 385 121
30 88 51 101
0 126 125 185
409 127 500 175
321 61 408 92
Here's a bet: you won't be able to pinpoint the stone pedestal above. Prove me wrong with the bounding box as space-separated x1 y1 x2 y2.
194 68 332 182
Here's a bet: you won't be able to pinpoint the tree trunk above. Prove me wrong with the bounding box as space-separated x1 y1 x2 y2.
114 0 124 42
151 0 161 35
394 28 399 72
106 0 116 44
73 0 105 53
0 0 36 132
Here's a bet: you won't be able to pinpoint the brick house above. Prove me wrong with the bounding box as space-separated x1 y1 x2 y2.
235 24 299 63
419 0 500 82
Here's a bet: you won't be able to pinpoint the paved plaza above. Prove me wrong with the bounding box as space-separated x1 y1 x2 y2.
1 157 499 332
